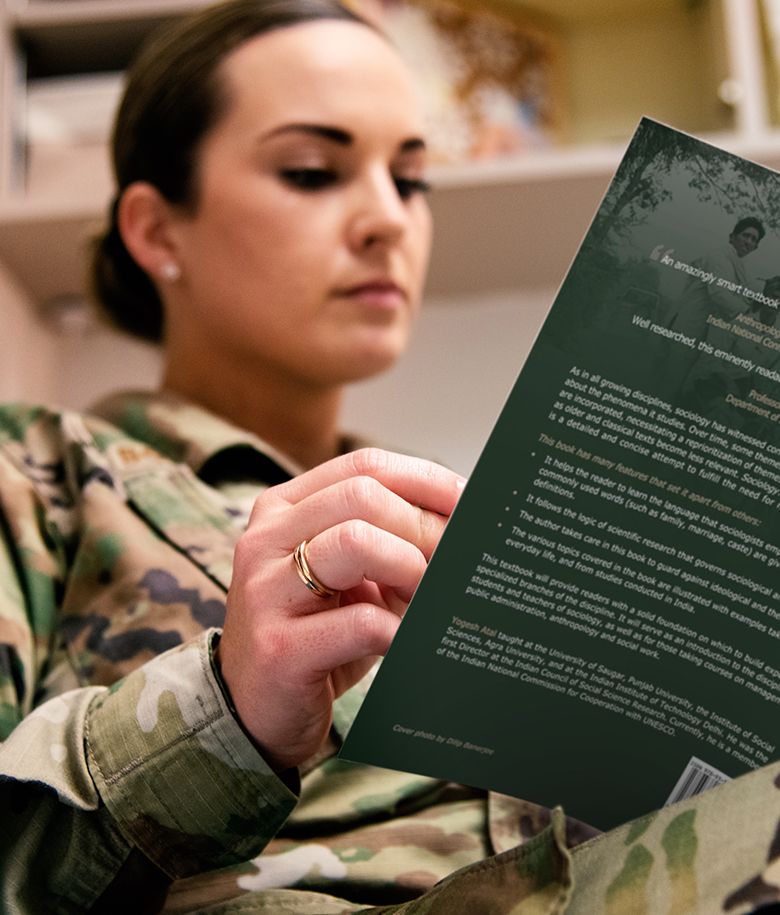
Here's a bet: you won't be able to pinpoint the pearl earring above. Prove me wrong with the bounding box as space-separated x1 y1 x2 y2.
160 262 181 281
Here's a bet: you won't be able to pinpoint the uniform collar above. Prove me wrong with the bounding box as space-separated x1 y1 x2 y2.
91 390 307 483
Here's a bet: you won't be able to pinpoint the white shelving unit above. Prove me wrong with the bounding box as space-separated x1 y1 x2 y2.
1 0 780 310
2 0 780 310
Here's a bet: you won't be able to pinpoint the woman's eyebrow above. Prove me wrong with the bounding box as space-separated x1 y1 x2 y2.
261 125 427 153
264 124 353 144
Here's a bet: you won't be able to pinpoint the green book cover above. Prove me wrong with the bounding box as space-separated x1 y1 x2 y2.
339 118 780 831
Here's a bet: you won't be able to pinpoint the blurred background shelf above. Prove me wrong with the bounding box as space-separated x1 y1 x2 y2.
2 0 776 308
0 144 616 313
6 132 780 309
12 1 211 77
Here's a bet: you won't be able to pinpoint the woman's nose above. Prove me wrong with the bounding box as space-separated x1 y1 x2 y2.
347 169 408 252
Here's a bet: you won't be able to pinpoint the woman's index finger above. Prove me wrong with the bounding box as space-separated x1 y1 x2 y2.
266 448 466 517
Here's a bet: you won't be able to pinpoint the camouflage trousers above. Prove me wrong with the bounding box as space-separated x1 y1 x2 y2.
161 756 780 915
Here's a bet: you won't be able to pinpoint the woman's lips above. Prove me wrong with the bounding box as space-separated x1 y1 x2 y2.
339 281 407 308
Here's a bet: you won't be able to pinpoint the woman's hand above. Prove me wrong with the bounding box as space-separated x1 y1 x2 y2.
214 448 465 773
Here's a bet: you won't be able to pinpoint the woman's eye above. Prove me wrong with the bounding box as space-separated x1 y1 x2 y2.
280 168 338 190
394 176 431 201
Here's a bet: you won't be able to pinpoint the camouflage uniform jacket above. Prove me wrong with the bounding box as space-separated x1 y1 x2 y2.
2 392 780 915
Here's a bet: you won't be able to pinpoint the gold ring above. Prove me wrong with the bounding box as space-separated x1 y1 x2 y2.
293 540 338 598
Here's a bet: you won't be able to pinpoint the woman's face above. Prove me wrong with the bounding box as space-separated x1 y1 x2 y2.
163 19 432 388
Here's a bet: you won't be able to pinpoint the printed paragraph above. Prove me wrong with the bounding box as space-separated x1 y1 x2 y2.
438 619 775 769
549 365 780 511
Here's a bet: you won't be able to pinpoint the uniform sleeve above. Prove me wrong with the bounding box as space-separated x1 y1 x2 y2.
1 630 297 913
0 410 297 913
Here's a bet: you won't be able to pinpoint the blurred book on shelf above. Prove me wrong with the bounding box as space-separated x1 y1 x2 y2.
27 72 123 144
350 0 563 164
24 71 122 201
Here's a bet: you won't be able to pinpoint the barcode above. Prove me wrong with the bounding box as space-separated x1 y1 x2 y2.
664 757 731 807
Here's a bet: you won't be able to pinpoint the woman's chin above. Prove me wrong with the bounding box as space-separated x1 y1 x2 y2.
343 352 402 385
328 327 410 383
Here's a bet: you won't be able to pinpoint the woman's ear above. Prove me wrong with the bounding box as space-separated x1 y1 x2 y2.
117 182 181 283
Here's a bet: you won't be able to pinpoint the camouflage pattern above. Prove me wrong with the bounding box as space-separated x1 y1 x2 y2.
1 390 780 913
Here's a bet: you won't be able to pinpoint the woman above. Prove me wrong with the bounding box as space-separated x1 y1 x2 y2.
108 0 447 776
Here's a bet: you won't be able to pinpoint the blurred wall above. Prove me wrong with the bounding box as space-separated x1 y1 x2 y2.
0 260 57 403
342 288 553 475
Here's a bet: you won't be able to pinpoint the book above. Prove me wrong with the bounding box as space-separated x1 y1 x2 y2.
339 118 780 832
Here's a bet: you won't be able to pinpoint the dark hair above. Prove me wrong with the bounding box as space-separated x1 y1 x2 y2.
732 216 765 242
91 0 371 343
